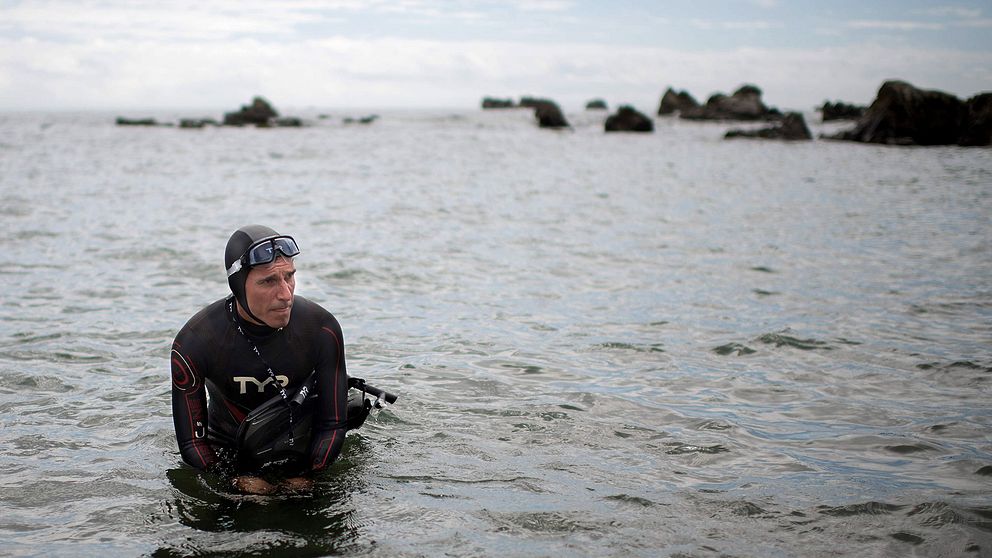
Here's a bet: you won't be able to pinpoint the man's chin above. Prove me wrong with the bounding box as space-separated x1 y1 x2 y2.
267 309 292 328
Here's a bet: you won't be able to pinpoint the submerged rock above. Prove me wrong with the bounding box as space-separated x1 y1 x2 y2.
826 80 989 146
482 97 515 109
342 115 379 125
725 112 811 141
657 87 699 116
116 117 166 126
605 105 654 132
179 118 219 129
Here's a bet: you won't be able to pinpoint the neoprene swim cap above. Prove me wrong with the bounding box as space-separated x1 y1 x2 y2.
225 224 281 325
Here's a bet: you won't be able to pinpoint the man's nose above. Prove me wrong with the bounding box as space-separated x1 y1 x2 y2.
276 279 293 299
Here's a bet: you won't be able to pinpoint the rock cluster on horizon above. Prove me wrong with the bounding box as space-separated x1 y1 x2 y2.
827 80 991 146
680 85 782 121
585 99 608 110
116 96 306 129
656 84 781 121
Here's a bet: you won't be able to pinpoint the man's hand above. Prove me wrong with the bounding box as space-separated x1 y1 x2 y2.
279 476 314 493
232 475 277 495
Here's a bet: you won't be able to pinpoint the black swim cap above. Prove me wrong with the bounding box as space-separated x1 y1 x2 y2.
225 224 281 325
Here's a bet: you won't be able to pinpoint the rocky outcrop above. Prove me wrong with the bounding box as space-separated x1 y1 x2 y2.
179 118 219 129
520 97 570 129
586 99 608 110
116 117 167 126
657 87 699 115
681 84 780 121
482 97 515 109
725 112 811 141
605 106 653 132
820 101 865 121
342 115 379 125
827 80 989 146
223 96 279 126
959 93 992 146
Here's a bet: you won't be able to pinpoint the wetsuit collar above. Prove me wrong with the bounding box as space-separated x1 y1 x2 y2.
227 296 278 337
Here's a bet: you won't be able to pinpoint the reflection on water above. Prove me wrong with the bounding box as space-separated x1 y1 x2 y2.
0 109 990 556
158 437 376 557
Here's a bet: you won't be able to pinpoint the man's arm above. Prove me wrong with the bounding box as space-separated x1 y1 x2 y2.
308 319 350 471
171 341 218 471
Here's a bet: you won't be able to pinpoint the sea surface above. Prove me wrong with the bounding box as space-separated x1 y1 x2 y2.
0 107 990 557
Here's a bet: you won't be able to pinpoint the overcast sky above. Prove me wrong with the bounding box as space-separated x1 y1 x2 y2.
1 0 990 113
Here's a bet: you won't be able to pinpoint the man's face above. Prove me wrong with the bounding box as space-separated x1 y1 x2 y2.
243 256 296 328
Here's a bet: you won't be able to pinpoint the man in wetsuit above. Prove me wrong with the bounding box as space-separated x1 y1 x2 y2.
171 225 352 494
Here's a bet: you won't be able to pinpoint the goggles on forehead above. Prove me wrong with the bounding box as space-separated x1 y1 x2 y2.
227 236 300 277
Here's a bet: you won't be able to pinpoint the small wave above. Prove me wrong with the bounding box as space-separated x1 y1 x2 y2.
884 443 940 455
752 289 779 297
906 502 966 528
664 443 728 455
818 501 905 517
604 494 657 508
751 266 776 273
731 501 769 517
712 342 756 356
890 532 925 545
756 332 833 351
595 342 665 353
917 360 992 373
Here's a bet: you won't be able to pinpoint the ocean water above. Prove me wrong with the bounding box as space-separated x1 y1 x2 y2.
0 107 990 557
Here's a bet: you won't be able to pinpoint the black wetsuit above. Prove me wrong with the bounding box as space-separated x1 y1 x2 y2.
171 295 350 473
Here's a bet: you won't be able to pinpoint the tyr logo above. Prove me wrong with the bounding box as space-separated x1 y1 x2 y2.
233 375 290 394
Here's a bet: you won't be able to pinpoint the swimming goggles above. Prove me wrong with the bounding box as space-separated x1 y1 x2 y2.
226 236 300 277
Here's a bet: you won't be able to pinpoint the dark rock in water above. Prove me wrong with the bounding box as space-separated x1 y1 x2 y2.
116 117 163 126
482 97 515 109
520 97 569 129
274 117 303 127
681 84 780 121
605 105 654 132
725 112 811 141
959 93 992 146
343 115 378 124
820 100 866 121
586 98 608 110
223 96 279 126
825 80 989 146
179 118 219 129
657 87 699 115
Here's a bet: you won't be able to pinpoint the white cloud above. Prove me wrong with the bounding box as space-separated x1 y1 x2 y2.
1 1 989 112
690 19 781 31
912 6 982 19
846 20 944 31
2 32 990 112
956 18 992 28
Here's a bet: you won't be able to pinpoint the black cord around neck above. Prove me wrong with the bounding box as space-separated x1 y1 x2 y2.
227 298 296 446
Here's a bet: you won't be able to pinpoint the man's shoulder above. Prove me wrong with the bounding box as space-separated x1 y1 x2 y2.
293 295 332 316
178 297 231 336
291 295 341 328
